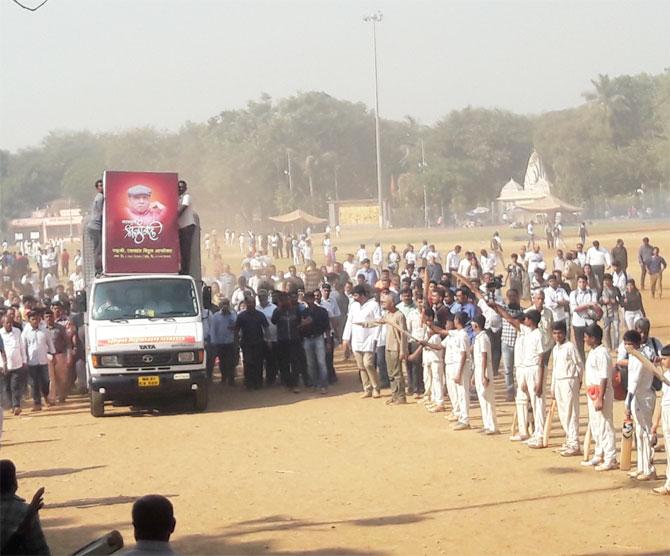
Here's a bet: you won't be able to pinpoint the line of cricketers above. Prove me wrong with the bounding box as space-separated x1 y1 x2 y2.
351 271 670 495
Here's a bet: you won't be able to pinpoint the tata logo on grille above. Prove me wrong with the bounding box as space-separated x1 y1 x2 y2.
142 354 154 363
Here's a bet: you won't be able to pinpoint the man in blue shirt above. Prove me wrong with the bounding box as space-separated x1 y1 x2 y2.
209 299 237 386
450 288 478 340
356 259 378 287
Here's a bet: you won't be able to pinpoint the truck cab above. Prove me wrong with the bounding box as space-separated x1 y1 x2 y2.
84 274 207 416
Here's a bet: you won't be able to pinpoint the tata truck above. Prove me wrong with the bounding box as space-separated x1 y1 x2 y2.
79 171 209 417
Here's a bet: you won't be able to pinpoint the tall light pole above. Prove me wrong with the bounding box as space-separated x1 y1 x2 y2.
284 150 293 191
419 139 428 228
363 10 384 228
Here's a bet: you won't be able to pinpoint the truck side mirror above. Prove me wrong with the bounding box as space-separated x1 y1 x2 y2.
202 285 212 308
75 290 87 313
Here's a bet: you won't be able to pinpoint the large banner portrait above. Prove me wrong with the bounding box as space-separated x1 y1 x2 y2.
103 171 180 274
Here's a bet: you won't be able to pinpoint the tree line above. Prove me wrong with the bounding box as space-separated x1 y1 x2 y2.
0 70 668 230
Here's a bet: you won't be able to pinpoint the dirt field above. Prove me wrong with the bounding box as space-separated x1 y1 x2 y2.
2 220 670 555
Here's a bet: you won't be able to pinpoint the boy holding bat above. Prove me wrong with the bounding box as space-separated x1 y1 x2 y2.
622 330 657 481
581 324 618 471
652 344 670 495
550 320 584 456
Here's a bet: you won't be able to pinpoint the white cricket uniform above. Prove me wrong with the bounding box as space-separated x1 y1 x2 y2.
584 345 617 464
443 329 470 421
660 370 670 489
473 331 497 432
626 355 656 476
454 328 472 425
422 332 444 407
551 341 583 450
516 326 545 443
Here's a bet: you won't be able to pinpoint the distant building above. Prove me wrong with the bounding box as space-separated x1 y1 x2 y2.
8 199 82 243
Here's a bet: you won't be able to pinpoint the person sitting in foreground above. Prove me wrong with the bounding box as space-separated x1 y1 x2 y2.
123 495 177 555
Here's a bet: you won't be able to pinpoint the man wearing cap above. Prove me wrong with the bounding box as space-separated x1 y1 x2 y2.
124 185 167 226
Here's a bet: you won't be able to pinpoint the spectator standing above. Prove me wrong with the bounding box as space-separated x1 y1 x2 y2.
234 295 268 390
21 312 54 410
342 285 382 399
44 310 69 404
1 315 27 415
209 299 237 386
611 239 628 271
637 237 653 290
177 180 196 275
645 247 666 299
87 179 104 275
299 291 330 394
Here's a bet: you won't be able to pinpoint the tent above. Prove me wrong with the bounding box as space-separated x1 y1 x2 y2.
268 209 327 226
516 194 582 213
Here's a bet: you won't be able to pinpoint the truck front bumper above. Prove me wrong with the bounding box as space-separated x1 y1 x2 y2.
90 370 207 399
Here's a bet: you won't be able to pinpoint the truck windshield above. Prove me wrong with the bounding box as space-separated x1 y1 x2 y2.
92 279 198 320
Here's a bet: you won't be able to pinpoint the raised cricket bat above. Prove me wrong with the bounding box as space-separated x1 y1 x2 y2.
626 347 670 386
583 422 592 462
543 399 556 448
619 418 634 471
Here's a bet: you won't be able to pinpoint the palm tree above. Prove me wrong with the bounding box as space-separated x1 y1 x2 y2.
583 74 630 146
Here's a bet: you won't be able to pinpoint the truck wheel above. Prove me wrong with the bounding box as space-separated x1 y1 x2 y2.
91 390 105 417
193 385 208 412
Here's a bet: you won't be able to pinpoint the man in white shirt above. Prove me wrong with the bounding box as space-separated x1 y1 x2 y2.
544 275 570 325
404 245 417 267
21 311 55 410
177 180 196 275
372 242 384 274
569 275 599 361
418 240 429 261
446 245 462 273
342 285 381 398
526 221 535 248
550 321 583 456
586 240 611 285
355 244 368 263
343 254 357 280
526 245 544 278
1 314 28 414
257 289 278 386
575 243 587 267
581 324 617 471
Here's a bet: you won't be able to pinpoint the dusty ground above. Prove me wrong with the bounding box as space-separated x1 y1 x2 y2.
2 221 670 555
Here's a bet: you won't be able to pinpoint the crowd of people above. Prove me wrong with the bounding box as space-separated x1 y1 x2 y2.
204 229 669 494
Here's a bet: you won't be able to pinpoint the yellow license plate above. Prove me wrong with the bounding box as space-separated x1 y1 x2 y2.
138 376 160 387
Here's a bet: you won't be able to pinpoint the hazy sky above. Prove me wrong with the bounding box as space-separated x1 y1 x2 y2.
1 0 668 152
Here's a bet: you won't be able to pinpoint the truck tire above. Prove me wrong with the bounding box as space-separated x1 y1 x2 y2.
90 390 105 417
193 384 208 412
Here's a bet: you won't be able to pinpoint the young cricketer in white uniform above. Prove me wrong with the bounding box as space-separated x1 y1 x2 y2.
441 318 461 422
622 330 656 480
419 308 445 413
582 324 618 471
652 344 670 495
472 315 498 434
550 321 583 456
450 312 472 430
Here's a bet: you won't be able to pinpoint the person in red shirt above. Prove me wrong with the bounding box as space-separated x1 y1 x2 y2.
60 248 70 276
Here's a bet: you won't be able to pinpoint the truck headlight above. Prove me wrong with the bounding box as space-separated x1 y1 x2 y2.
178 352 195 363
100 355 121 367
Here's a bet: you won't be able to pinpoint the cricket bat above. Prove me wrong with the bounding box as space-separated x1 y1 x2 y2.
625 347 670 386
543 399 556 448
583 422 592 462
619 419 634 471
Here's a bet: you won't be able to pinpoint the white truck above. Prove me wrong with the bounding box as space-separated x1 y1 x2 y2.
78 171 210 416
